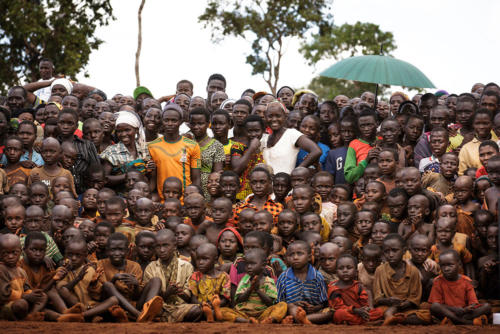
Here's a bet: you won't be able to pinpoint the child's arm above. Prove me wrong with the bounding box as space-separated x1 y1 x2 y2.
234 276 257 304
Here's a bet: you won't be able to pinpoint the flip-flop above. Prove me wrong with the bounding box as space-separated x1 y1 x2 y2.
137 296 164 322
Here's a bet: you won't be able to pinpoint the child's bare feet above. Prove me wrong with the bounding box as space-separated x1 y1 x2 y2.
249 317 259 323
295 307 312 325
473 315 488 326
64 303 84 314
260 317 273 324
382 314 404 326
281 315 294 324
57 313 85 322
108 305 129 323
202 302 214 322
211 295 223 321
137 296 164 322
25 312 45 321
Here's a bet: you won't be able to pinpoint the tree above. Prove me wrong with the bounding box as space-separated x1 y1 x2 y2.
135 0 146 87
300 22 396 100
199 0 334 95
0 0 114 93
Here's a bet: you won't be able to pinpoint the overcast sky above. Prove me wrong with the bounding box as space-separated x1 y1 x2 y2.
76 0 500 100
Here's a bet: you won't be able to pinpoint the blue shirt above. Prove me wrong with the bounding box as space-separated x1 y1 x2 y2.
296 142 330 170
276 264 328 305
1 149 44 166
324 147 348 184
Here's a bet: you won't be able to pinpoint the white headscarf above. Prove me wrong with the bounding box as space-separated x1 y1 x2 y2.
50 78 73 94
115 111 146 145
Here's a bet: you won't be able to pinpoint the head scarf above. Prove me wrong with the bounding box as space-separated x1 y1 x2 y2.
390 91 409 102
51 78 73 95
47 101 62 110
89 89 107 101
133 86 153 100
435 90 449 98
220 99 236 110
216 227 244 251
115 110 145 145
291 89 318 107
252 91 269 102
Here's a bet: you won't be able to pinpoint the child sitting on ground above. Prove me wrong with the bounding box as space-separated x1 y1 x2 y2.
373 234 430 325
188 243 231 322
143 229 202 323
429 250 491 325
0 234 47 320
94 233 163 322
219 248 288 323
277 241 332 324
329 254 384 324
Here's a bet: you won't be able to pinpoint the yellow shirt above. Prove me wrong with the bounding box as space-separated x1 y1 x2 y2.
458 133 498 175
148 136 201 200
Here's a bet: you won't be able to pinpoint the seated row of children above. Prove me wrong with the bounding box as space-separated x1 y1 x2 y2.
0 160 496 325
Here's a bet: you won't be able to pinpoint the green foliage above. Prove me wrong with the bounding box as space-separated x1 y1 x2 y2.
0 0 114 93
301 21 397 100
301 21 397 64
199 0 334 94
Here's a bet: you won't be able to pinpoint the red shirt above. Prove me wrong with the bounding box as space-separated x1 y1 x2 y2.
428 274 478 307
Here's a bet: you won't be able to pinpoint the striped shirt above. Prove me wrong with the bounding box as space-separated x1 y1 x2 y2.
276 264 328 305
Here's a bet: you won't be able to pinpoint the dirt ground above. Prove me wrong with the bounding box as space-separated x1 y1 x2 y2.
2 322 498 334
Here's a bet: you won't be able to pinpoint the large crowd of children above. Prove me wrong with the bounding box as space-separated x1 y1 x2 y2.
0 58 499 326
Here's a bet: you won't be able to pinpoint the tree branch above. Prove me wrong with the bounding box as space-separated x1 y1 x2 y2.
135 0 146 87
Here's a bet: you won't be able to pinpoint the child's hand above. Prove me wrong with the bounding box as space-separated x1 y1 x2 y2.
387 297 402 306
145 160 156 174
250 276 259 290
118 273 139 287
353 307 370 321
484 260 498 273
422 259 439 274
164 283 178 297
53 266 69 281
20 160 37 169
155 221 166 231
87 241 98 254
76 264 90 280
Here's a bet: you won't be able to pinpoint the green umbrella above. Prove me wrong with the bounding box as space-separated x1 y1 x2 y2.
320 55 435 89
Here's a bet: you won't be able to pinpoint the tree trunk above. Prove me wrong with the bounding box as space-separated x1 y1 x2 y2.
135 0 146 87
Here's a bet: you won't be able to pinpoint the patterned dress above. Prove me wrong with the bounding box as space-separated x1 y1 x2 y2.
199 138 225 200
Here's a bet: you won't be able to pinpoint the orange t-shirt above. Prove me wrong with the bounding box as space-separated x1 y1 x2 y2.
148 136 201 200
428 274 478 308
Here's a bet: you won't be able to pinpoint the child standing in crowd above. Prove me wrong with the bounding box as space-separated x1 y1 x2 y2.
1 68 499 327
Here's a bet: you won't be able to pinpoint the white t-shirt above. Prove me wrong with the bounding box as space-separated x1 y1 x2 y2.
261 128 303 174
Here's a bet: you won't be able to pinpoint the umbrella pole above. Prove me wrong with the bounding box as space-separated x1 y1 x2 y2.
374 83 379 110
